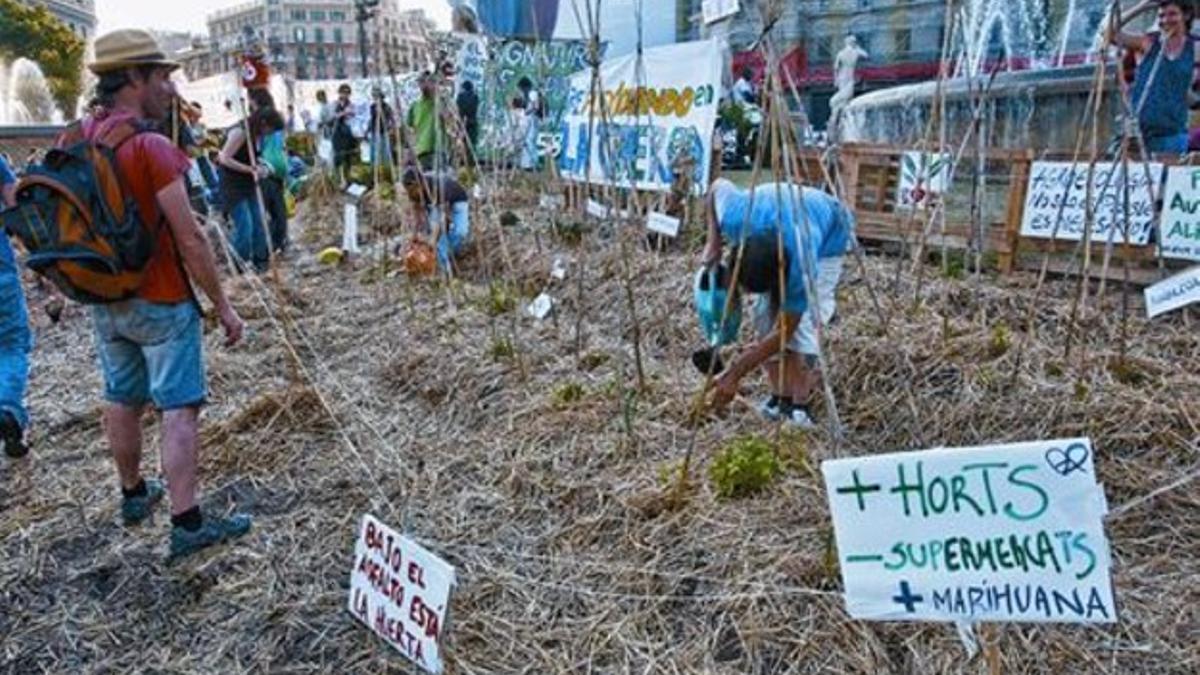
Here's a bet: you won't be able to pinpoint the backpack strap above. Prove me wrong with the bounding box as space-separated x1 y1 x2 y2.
55 120 86 148
95 119 154 152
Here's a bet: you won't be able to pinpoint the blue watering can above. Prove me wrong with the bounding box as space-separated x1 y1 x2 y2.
692 264 741 374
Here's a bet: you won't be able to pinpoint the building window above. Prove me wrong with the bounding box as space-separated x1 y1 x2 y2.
294 27 306 43
268 10 280 22
315 27 324 43
291 10 306 21
894 29 911 59
330 11 347 22
334 27 344 44
312 10 326 21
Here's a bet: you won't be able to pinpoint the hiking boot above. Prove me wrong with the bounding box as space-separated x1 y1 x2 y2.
1 412 28 459
120 479 165 525
782 406 818 430
757 396 785 421
169 513 252 561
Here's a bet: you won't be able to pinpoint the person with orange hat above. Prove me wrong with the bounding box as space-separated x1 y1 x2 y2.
75 29 251 560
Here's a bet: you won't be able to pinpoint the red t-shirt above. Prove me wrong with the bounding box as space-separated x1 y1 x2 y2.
73 110 194 303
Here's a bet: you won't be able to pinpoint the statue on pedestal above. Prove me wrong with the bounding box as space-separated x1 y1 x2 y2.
828 35 868 140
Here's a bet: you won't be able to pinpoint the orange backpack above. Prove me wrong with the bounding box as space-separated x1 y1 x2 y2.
0 120 158 303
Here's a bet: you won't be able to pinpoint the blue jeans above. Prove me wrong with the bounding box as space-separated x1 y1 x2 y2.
91 300 206 410
0 236 31 429
1144 133 1188 155
521 118 539 169
429 201 470 271
371 135 394 168
230 197 269 272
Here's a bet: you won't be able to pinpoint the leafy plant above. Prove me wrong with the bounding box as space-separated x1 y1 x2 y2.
551 381 587 407
485 282 516 316
489 336 515 361
579 351 610 371
709 436 782 499
989 322 1010 358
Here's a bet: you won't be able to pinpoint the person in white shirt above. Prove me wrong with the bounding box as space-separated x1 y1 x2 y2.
518 77 542 170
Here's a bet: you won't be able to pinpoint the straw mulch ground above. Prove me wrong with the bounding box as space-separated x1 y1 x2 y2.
1 190 1197 674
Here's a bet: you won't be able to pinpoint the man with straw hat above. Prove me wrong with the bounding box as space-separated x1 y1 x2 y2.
701 178 854 429
74 29 251 560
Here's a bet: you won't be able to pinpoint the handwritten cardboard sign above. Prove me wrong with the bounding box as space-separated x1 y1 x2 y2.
1144 266 1200 318
1159 167 1200 261
822 439 1115 624
646 212 681 237
1021 161 1162 245
348 514 456 673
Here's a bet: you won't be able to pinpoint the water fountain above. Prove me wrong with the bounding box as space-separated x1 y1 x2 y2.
0 57 62 125
841 0 1120 151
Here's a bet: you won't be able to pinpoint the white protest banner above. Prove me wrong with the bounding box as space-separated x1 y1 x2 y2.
822 438 1115 624
897 152 952 209
646 212 681 237
348 514 456 673
1021 160 1162 245
560 39 721 195
175 72 290 129
702 0 740 24
1159 166 1200 261
1144 266 1200 318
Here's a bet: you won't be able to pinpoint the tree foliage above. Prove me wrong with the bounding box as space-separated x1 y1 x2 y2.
0 0 86 117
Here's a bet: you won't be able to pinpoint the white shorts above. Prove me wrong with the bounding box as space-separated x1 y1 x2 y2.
753 256 844 356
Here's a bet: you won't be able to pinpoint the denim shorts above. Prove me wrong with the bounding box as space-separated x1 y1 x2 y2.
91 300 206 410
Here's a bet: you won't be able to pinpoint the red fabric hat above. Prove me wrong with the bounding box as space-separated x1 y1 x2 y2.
241 54 270 89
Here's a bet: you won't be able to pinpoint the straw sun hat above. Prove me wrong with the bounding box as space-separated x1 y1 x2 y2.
88 29 180 75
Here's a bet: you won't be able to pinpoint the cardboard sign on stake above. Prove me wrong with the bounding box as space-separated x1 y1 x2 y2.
527 293 553 319
822 438 1115 624
347 514 456 674
1144 266 1200 318
646 212 681 237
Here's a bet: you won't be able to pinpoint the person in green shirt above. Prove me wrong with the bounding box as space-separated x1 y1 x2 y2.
405 72 447 170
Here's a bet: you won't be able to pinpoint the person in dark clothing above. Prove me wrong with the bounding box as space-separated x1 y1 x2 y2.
456 80 480 152
217 88 280 272
368 88 396 169
332 83 359 184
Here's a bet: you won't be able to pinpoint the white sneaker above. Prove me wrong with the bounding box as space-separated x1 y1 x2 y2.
782 406 817 430
757 396 784 421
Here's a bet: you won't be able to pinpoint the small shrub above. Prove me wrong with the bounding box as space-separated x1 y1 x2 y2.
580 351 610 371
709 436 782 499
989 322 1010 358
553 219 587 246
489 337 515 361
551 381 587 407
486 282 517 316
